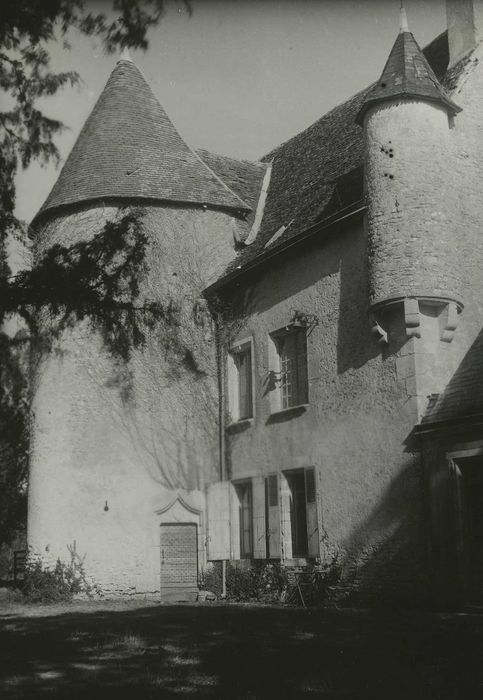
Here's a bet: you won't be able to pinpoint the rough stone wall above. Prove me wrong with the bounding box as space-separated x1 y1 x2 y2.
223 224 430 605
365 99 462 307
28 203 238 595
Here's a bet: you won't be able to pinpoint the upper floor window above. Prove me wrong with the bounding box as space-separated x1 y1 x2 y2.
272 328 308 410
228 339 254 422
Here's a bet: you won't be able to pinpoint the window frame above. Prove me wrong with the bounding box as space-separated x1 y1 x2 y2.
269 325 309 414
234 480 254 559
283 467 318 559
227 337 255 424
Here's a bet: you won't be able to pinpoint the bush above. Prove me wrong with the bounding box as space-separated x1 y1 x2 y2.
200 557 342 607
22 544 100 603
226 561 289 603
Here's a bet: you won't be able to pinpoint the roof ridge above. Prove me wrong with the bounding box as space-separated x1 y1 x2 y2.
196 147 266 168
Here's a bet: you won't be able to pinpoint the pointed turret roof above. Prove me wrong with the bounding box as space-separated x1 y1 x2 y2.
356 23 460 125
37 58 250 220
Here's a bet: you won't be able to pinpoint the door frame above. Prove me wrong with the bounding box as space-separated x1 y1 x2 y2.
447 444 483 603
155 494 204 593
159 521 199 593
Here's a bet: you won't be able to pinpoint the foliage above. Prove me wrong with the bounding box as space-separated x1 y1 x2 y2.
22 543 100 603
0 332 29 546
0 1 190 546
200 561 289 603
200 557 343 607
226 562 289 603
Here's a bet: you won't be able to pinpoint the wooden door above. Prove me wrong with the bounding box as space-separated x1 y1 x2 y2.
160 523 198 601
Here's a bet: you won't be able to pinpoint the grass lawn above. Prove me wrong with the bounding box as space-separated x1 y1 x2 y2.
1 600 483 699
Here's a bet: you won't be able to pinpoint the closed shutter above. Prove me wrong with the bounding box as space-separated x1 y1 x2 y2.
266 473 281 558
305 467 319 557
207 481 231 560
252 476 267 559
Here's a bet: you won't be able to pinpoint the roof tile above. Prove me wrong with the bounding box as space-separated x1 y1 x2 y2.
37 59 250 220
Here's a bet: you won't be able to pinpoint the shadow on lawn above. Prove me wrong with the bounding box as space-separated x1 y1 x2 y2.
1 604 483 699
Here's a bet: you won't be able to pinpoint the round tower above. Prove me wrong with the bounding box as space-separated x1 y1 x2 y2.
356 8 463 338
28 54 250 598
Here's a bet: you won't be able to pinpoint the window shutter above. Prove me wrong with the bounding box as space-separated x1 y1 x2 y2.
305 467 316 503
266 474 281 558
252 477 267 559
207 481 231 560
268 473 278 507
305 468 319 557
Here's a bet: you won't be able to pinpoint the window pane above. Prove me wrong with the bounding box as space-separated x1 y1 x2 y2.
277 330 307 409
235 348 252 420
287 471 308 557
238 482 253 557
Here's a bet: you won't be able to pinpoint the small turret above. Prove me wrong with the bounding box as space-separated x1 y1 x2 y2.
358 10 462 341
359 8 463 417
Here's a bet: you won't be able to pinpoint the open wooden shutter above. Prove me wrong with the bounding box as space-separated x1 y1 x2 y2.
207 481 231 560
266 473 281 559
305 467 319 557
252 476 267 559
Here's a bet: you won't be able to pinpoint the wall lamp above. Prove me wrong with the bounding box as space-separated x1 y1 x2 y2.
290 309 319 328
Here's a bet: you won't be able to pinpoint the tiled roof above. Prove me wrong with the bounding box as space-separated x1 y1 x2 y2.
212 30 455 288
356 30 460 125
421 329 483 426
36 59 250 221
196 149 268 232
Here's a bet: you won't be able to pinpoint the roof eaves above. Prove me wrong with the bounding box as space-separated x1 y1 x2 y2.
355 89 461 125
416 413 483 435
205 199 366 295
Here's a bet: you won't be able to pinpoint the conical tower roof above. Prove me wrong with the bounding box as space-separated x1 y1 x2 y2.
356 26 460 125
37 57 250 220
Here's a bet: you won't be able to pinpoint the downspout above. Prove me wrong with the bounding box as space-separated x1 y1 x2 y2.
215 310 228 598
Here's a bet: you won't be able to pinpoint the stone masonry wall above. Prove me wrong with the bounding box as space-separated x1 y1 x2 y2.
28 203 238 595
223 223 429 605
365 99 462 307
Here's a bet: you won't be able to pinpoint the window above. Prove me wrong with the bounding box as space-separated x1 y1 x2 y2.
228 339 253 422
265 474 281 559
284 468 318 558
235 481 253 557
273 328 308 410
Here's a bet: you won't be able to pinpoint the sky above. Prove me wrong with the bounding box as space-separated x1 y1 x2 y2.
14 0 447 223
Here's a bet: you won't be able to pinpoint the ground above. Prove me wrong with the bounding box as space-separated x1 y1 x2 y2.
1 600 483 699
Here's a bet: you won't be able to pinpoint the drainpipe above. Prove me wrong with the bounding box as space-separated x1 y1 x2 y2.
215 310 228 598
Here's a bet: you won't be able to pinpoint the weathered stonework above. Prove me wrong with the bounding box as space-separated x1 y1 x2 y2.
28 204 238 595
25 5 483 607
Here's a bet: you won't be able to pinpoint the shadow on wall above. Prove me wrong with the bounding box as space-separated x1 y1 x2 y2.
331 455 431 608
336 223 381 374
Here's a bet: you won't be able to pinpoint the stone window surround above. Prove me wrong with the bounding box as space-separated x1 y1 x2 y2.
227 336 255 425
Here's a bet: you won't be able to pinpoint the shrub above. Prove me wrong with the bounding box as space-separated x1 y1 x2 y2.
199 562 223 597
226 561 289 603
22 544 100 603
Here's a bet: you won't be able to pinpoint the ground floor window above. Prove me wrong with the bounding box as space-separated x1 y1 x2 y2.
235 481 253 557
284 467 317 558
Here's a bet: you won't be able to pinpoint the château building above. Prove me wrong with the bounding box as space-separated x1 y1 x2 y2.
28 1 483 606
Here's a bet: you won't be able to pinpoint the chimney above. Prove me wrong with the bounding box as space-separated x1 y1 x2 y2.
447 0 483 67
